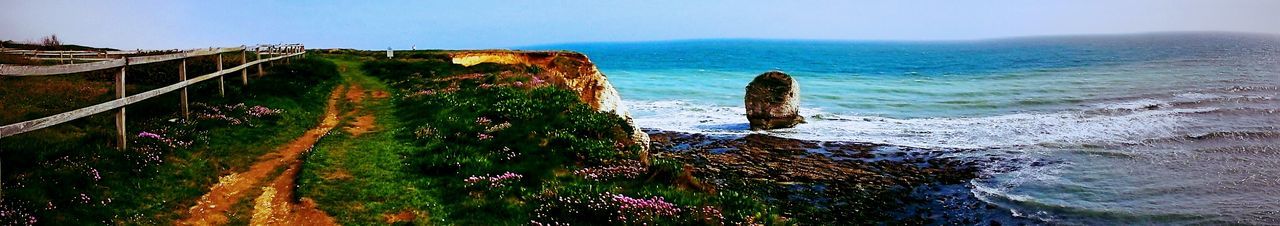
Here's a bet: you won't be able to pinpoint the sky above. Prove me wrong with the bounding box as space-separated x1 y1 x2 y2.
2 0 1279 50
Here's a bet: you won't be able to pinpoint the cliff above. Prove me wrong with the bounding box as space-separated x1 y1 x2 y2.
449 50 650 152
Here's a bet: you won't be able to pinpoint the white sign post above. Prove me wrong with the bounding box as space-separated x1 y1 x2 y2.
386 47 393 59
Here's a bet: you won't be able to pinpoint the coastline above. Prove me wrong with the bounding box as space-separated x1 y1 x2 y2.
645 129 1037 224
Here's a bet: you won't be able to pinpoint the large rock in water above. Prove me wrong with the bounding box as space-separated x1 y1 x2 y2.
745 71 804 130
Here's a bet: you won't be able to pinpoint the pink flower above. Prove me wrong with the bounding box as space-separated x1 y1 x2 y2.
248 105 277 117
411 89 436 97
89 168 101 181
137 131 163 139
607 193 680 221
464 172 524 188
477 133 493 141
694 205 724 222
574 160 646 181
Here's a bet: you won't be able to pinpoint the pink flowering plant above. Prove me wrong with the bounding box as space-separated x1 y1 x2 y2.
531 190 735 225
129 119 204 169
573 160 647 181
462 172 525 196
463 171 524 188
191 103 281 127
126 102 284 170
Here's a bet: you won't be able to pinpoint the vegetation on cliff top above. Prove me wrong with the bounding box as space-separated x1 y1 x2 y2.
297 52 784 225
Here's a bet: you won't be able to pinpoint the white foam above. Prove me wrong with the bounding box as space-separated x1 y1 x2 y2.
626 100 1215 149
1173 92 1221 101
1088 99 1167 111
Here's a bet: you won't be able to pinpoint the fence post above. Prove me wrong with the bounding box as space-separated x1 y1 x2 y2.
241 48 248 86
180 59 189 120
217 52 225 97
115 61 128 150
256 47 263 77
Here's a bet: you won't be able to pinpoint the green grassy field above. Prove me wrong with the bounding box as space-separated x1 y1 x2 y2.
0 55 339 224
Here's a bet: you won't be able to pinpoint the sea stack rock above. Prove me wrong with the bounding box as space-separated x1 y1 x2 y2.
745 71 804 130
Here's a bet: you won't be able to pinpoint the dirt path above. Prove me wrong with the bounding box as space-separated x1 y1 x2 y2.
178 83 356 226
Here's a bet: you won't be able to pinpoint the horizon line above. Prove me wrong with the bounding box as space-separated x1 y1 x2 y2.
513 30 1280 49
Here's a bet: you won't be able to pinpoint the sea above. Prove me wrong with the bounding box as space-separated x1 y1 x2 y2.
524 32 1280 225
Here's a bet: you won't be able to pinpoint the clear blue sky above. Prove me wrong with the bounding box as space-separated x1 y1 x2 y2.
2 0 1278 50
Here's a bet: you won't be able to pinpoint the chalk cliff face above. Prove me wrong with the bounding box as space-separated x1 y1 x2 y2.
450 51 650 152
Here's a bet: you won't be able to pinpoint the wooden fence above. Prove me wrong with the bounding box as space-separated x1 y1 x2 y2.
0 44 306 149
0 49 142 64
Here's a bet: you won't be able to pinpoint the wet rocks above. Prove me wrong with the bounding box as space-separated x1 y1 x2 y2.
644 129 1005 224
745 71 804 130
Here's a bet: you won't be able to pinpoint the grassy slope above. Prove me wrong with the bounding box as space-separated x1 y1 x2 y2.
0 56 339 224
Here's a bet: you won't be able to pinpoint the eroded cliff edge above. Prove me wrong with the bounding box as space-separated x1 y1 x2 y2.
449 51 650 152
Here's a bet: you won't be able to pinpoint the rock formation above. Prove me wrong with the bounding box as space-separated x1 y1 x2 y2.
745 71 804 130
449 51 651 153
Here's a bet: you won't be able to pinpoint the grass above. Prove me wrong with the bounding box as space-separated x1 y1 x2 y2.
0 55 340 224
297 56 444 225
297 53 785 225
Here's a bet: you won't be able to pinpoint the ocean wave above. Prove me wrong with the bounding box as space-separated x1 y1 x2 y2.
626 100 1217 149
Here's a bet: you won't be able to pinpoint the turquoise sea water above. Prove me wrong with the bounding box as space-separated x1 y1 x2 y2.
526 33 1280 225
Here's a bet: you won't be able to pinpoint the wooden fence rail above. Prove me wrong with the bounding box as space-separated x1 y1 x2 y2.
0 44 306 149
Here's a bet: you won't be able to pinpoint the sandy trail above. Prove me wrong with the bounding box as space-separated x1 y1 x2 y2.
178 84 357 225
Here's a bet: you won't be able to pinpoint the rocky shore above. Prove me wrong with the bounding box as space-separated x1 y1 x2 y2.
647 129 1035 224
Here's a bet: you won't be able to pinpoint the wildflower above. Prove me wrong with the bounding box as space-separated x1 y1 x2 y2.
464 172 524 188
498 146 519 160
409 89 436 97
484 122 511 132
89 168 101 181
137 131 163 139
693 206 724 222
414 126 438 140
248 105 278 117
477 133 493 141
606 193 680 222
476 117 492 125
574 160 646 181
78 193 92 204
